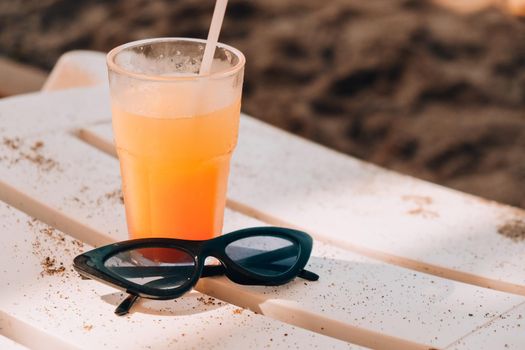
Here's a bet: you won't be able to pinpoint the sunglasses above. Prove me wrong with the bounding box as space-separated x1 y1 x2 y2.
73 227 319 315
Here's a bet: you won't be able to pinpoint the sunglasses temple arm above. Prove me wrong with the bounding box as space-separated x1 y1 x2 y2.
202 264 225 277
115 294 139 316
202 263 318 281
109 265 225 279
298 269 319 281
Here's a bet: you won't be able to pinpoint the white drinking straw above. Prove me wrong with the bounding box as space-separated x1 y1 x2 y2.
199 0 229 75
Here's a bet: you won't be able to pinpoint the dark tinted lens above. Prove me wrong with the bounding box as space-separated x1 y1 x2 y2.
104 247 195 290
225 236 299 276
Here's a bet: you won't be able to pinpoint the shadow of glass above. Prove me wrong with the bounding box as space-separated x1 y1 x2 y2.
100 290 224 316
197 252 516 348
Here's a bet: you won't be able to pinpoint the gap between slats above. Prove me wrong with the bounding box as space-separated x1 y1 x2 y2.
0 310 77 350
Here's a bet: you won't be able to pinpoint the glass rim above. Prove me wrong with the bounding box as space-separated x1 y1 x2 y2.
106 37 245 82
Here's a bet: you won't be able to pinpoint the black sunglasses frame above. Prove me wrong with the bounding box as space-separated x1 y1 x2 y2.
73 227 315 301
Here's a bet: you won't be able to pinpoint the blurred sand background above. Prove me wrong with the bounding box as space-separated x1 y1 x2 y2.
0 0 524 208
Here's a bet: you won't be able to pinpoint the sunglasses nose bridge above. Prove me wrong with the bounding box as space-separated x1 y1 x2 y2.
198 245 228 267
201 252 226 266
200 240 226 259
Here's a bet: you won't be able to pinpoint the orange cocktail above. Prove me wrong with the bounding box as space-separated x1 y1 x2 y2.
112 99 240 240
107 38 245 241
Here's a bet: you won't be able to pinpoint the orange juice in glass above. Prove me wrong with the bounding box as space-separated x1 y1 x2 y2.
107 38 245 241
